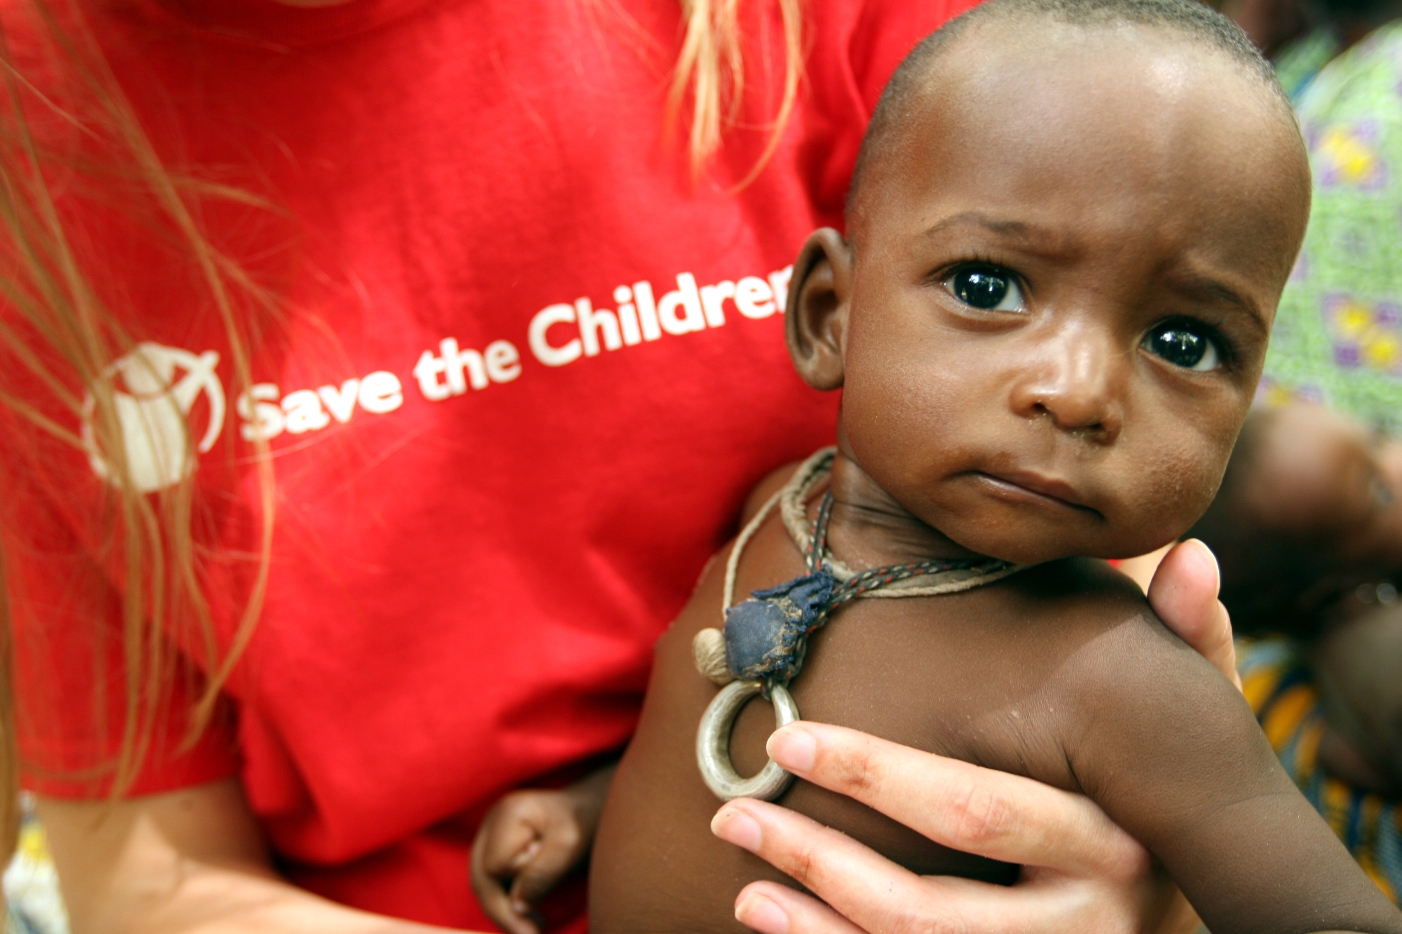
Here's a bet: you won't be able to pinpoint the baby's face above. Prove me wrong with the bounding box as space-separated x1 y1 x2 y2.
832 27 1310 564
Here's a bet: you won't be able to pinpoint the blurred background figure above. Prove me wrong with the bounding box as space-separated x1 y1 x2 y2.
1191 403 1402 642
1188 401 1402 901
1220 0 1307 58
1204 0 1402 904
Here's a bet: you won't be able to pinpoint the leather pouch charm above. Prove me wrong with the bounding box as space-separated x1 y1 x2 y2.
723 571 837 687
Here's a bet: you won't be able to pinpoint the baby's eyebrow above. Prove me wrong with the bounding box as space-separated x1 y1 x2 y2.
1169 272 1268 336
921 211 1049 244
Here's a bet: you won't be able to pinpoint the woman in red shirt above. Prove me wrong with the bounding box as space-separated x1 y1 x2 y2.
0 0 1235 930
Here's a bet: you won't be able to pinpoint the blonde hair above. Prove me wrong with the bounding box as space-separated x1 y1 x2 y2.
671 0 805 183
0 0 805 866
0 0 275 849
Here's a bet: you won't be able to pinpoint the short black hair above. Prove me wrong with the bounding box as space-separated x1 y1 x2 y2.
847 0 1291 224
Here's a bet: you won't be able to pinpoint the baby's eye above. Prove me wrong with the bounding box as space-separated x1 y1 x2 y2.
944 265 1025 312
1141 320 1221 371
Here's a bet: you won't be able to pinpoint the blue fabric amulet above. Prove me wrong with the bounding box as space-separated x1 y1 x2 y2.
723 571 837 686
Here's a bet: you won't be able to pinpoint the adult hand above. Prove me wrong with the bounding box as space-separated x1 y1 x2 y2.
713 538 1233 934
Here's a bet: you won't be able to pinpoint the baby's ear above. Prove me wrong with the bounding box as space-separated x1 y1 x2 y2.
786 228 853 391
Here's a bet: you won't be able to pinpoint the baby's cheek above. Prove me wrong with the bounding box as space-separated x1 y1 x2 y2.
1128 439 1224 541
1128 389 1242 525
843 350 963 456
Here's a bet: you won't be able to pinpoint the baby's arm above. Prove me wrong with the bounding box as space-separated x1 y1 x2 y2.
1061 603 1402 934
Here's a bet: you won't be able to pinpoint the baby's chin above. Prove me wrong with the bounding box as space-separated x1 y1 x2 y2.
940 520 1179 567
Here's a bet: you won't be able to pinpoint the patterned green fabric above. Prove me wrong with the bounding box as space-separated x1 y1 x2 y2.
1262 22 1402 431
1274 29 1342 101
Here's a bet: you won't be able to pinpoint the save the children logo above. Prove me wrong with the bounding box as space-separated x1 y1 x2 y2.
74 263 792 477
82 342 226 493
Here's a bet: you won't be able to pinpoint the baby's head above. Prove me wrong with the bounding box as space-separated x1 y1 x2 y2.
785 0 1311 565
1191 402 1402 637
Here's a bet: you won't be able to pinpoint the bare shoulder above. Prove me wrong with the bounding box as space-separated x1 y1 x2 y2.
983 557 1235 763
997 556 1189 664
1010 556 1199 656
1005 559 1247 767
592 483 812 933
656 473 809 667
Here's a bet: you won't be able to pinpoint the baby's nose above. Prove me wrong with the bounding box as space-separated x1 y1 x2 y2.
1008 325 1124 443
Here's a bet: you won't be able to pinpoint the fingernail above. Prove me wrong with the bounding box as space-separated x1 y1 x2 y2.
766 724 816 772
510 839 541 870
1182 538 1221 596
735 893 790 934
711 805 762 852
512 899 530 916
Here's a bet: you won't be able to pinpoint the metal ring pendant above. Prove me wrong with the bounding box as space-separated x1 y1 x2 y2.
696 680 800 801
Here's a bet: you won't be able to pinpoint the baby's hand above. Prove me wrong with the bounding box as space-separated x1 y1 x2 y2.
470 764 615 934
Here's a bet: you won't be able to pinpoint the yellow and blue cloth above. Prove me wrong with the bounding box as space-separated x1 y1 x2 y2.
1241 637 1402 901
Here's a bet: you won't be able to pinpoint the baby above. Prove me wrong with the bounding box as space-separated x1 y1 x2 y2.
474 1 1402 932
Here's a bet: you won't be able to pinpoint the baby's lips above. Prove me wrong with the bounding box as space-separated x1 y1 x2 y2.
979 466 1096 512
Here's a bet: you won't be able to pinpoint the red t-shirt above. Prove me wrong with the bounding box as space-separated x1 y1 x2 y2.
0 0 975 927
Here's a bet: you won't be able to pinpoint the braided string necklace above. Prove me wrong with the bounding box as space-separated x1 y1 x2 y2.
806 489 995 612
693 448 1022 802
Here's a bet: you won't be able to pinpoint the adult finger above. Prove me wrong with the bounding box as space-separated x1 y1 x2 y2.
734 881 866 934
762 722 1148 878
1148 539 1240 689
713 798 953 934
714 801 1149 934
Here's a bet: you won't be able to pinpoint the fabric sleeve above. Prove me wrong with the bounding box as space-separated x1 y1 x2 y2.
1 422 238 799
784 0 985 227
845 0 985 115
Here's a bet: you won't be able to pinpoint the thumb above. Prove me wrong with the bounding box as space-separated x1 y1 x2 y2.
1148 539 1240 689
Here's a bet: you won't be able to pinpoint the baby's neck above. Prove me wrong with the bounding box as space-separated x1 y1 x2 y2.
826 451 987 569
